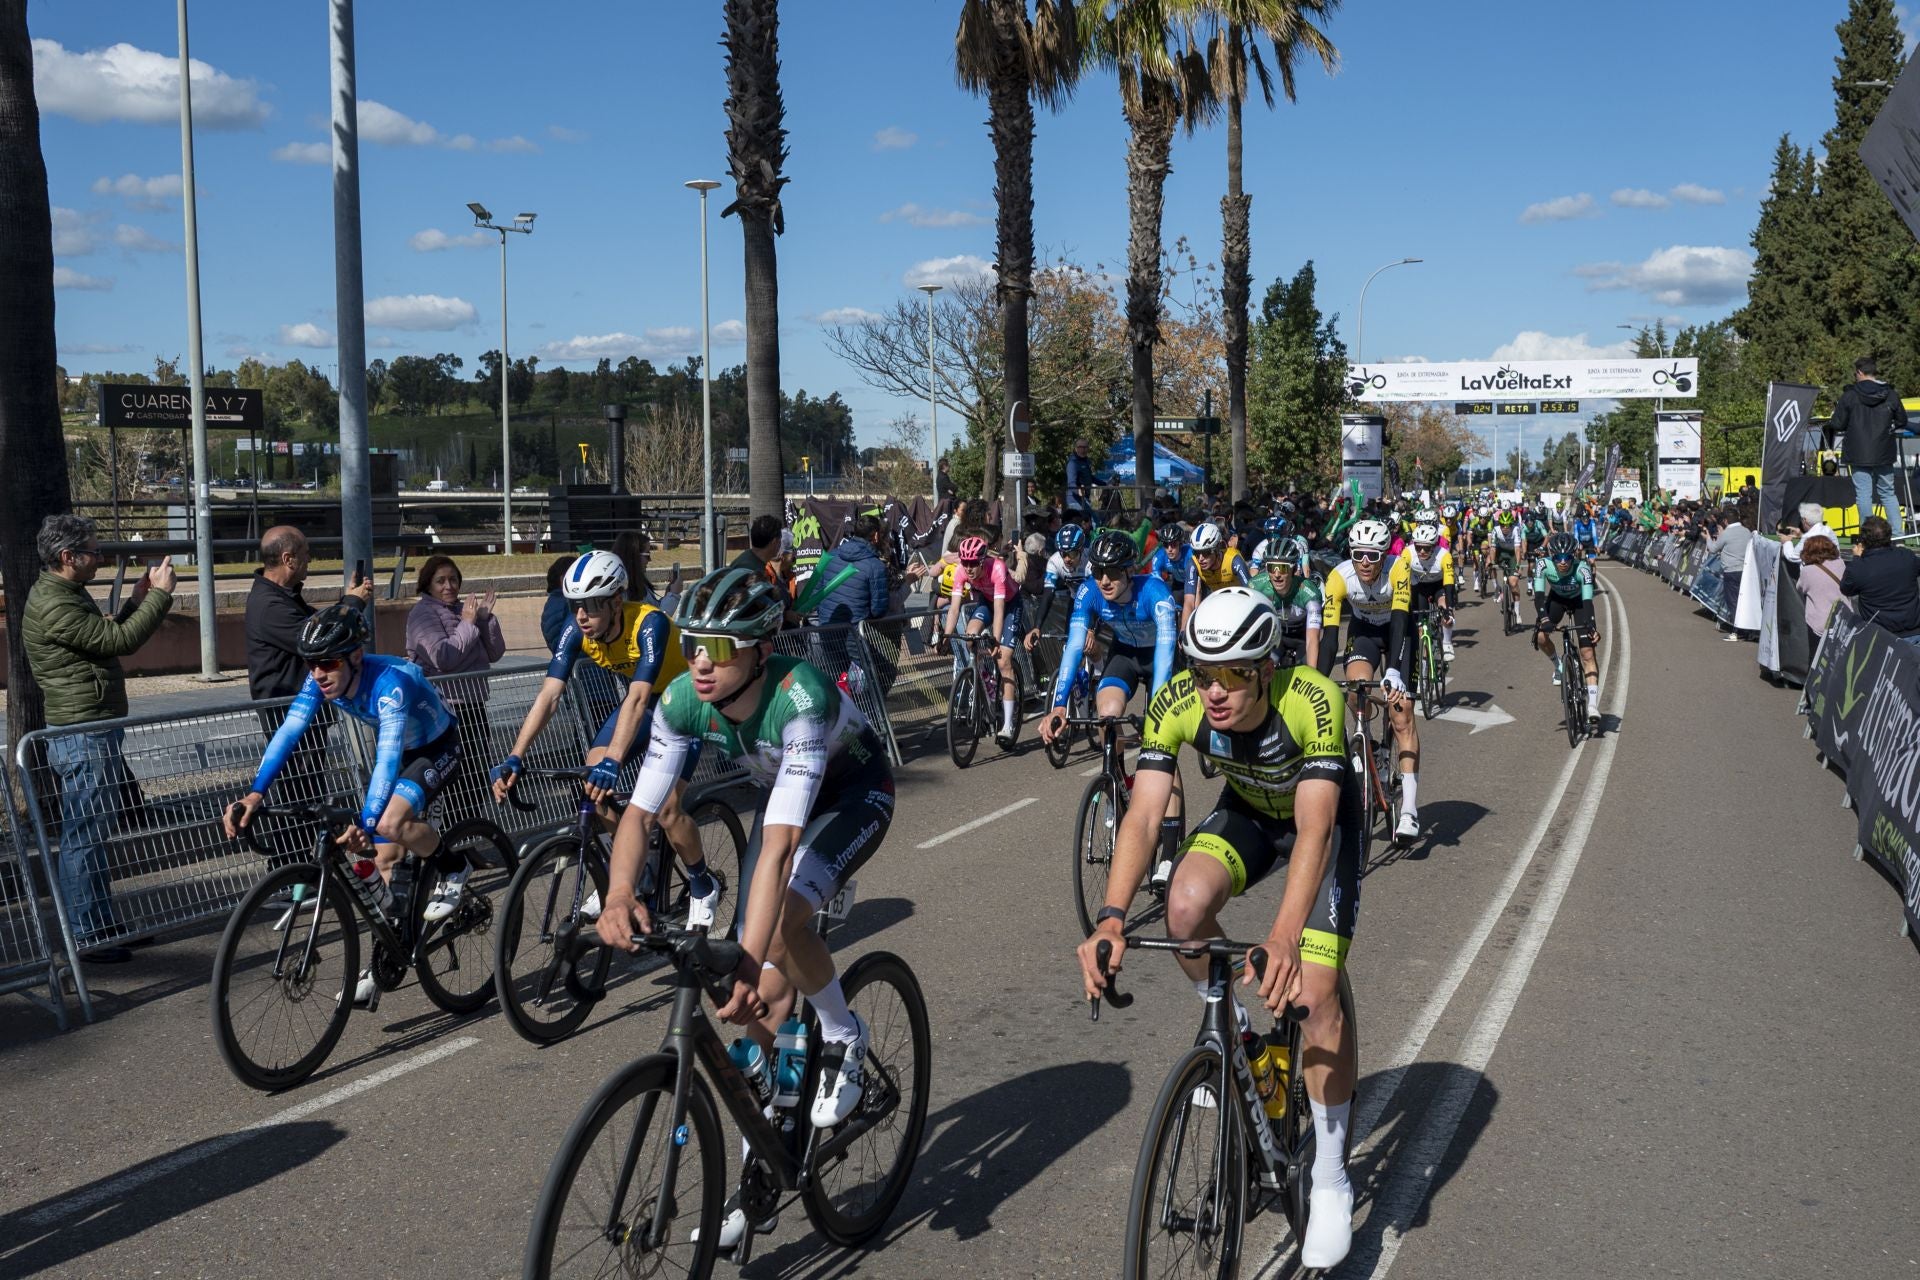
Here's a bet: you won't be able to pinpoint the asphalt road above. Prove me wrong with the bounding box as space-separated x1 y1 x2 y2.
3 564 1917 1279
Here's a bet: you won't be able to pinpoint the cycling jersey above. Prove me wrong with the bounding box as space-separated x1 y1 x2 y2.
1572 516 1599 548
1490 522 1521 550
548 600 686 690
1534 558 1595 602
1250 575 1324 634
1321 556 1411 628
1184 547 1249 598
252 654 456 833
1044 551 1090 592
953 555 1013 605
1052 574 1177 707
1138 666 1347 821
1149 543 1191 588
1402 546 1455 588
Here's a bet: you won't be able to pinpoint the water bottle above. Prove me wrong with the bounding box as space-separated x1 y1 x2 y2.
1253 1034 1290 1120
347 858 392 919
771 1018 809 1109
729 1037 773 1108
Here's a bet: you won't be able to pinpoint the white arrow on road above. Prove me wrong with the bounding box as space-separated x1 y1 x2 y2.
1434 701 1515 733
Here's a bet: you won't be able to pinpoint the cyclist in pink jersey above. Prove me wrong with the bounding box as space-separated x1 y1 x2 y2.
943 536 1023 745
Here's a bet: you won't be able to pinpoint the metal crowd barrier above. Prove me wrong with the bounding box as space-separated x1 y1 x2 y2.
0 742 66 1029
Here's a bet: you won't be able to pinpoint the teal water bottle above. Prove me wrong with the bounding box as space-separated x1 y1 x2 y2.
729 1037 773 1108
772 1019 808 1109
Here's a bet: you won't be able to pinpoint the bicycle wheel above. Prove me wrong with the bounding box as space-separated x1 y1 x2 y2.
210 862 360 1092
416 818 519 1015
684 800 746 938
1123 1042 1246 1280
802 951 932 1247
947 666 979 768
495 833 609 1044
1281 970 1359 1244
523 1054 723 1280
1561 636 1584 749
1073 772 1124 937
1419 633 1440 721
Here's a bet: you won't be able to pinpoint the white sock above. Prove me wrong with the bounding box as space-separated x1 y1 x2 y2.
1001 698 1016 731
808 978 858 1042
1586 683 1600 700
1400 770 1418 817
1309 1098 1352 1191
1442 624 1453 646
1195 979 1251 1035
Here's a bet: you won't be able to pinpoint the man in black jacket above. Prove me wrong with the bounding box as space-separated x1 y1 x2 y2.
1840 515 1920 635
1832 356 1910 539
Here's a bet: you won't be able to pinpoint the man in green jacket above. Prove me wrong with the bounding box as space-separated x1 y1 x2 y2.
22 514 175 962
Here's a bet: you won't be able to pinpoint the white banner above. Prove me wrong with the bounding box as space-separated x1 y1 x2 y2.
1656 409 1704 499
1349 358 1699 403
1341 415 1385 500
1748 537 1781 667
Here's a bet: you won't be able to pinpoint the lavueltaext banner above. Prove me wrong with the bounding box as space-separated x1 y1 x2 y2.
1347 358 1700 403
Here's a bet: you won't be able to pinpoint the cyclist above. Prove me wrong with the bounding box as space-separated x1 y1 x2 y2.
1250 534 1322 668
1181 520 1249 631
1317 518 1421 844
489 550 716 926
1534 532 1602 726
944 534 1023 747
1147 520 1191 591
1403 521 1457 663
224 602 468 1008
1571 503 1600 559
1490 507 1526 623
1076 587 1361 1270
596 568 894 1251
1024 521 1091 668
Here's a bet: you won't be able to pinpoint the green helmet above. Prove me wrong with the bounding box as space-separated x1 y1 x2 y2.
675 566 786 640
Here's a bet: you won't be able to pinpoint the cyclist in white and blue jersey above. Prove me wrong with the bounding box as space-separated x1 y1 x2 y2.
1148 521 1191 591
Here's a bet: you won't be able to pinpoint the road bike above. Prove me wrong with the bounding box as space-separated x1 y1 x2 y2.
1336 678 1405 856
946 629 1025 767
1093 937 1358 1279
1410 605 1449 722
522 925 930 1278
1070 713 1168 937
493 766 746 1044
211 799 518 1091
1039 639 1097 769
1552 624 1600 749
1494 564 1523 636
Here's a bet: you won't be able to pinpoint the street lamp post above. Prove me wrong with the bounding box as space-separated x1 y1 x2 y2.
1356 256 1422 364
175 0 220 679
686 180 721 573
468 203 534 550
917 284 942 477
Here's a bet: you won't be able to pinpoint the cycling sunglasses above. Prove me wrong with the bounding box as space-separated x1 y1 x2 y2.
1092 564 1131 581
307 657 347 674
680 633 750 663
1351 549 1386 565
959 558 983 571
1552 553 1577 565
1191 663 1262 692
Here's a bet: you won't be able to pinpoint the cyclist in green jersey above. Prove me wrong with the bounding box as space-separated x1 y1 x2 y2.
1250 534 1323 668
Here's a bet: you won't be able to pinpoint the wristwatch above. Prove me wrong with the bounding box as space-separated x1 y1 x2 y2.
1096 906 1128 927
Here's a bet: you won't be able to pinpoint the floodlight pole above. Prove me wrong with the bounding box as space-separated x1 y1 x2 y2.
470 204 534 550
687 180 722 573
176 0 219 679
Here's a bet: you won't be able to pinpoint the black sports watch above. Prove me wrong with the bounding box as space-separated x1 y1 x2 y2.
1096 906 1128 927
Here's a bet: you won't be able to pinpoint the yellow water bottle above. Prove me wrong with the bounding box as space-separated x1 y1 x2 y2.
1258 1038 1290 1120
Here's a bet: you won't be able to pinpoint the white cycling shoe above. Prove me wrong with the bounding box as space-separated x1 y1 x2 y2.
685 883 719 930
421 862 471 923
810 1013 869 1129
1394 811 1420 844
1300 1184 1355 1268
694 1192 777 1253
1441 641 1455 662
336 967 379 1011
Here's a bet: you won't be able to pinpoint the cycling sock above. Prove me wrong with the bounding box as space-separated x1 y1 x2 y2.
808 979 858 1043
1001 698 1016 732
1159 818 1184 865
1400 770 1418 817
683 857 714 899
1194 979 1252 1036
1586 682 1600 701
430 847 465 875
1309 1097 1352 1191
1442 623 1454 647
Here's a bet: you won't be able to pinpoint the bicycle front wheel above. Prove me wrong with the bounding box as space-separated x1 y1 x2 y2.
1123 1042 1246 1280
495 833 608 1044
947 669 979 768
523 1054 723 1280
1072 772 1124 937
802 951 932 1247
210 862 360 1092
416 818 519 1015
1419 634 1440 721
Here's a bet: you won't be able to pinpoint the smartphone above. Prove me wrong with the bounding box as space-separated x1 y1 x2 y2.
353 558 368 588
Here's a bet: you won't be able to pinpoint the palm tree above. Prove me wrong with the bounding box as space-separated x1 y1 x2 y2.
1190 0 1337 500
0 0 74 754
721 0 789 521
956 0 1081 505
1081 1 1213 506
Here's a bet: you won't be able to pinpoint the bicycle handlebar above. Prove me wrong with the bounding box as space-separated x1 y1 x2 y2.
1063 713 1144 730
229 800 360 858
502 765 629 814
1091 938 1133 1020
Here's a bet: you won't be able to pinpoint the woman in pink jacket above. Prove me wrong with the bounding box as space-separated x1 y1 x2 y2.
407 555 506 817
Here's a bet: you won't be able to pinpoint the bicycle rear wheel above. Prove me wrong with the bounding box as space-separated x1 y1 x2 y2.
1418 632 1440 721
1561 635 1584 748
947 667 980 768
1280 970 1358 1244
657 799 747 938
416 818 518 1015
495 833 608 1044
1073 772 1124 937
1123 1042 1246 1279
210 862 360 1092
802 951 931 1247
523 1054 722 1280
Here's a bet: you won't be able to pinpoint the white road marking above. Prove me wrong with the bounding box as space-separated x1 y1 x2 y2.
1432 701 1515 733
22 1036 481 1230
916 797 1037 848
1357 573 1630 1278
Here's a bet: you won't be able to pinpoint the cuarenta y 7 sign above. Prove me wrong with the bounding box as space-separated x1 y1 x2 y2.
1346 358 1699 403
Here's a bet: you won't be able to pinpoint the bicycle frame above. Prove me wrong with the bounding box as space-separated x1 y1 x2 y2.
261 820 421 992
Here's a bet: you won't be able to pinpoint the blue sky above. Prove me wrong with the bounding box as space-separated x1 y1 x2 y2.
37 0 1883 462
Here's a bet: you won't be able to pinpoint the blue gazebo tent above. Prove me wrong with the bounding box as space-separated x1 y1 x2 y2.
1093 436 1207 487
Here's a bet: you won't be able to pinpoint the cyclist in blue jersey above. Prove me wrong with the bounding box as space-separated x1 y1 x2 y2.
225 603 470 1005
1024 520 1091 653
1148 521 1191 590
1571 505 1600 557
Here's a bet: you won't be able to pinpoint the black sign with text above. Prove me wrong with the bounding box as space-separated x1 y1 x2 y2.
1538 399 1581 414
1453 401 1495 416
101 383 265 432
1494 402 1534 416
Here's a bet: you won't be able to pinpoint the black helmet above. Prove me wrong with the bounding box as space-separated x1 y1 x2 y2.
298 601 371 661
675 566 787 640
1546 532 1580 560
1088 529 1137 572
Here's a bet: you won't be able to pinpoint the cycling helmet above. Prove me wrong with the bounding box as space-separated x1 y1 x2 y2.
1546 532 1580 560
562 549 628 602
1496 510 1516 527
674 566 786 640
1055 524 1087 554
297 601 372 660
1255 536 1304 573
1089 529 1137 572
1273 535 1309 570
1182 585 1278 664
1190 521 1226 552
1416 508 1438 525
1442 502 1459 519
1278 499 1298 517
1263 514 1291 538
1348 519 1391 552
1158 521 1187 548
1411 522 1440 547
956 535 988 563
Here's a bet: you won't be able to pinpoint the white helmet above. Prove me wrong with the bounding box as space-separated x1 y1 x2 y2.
1190 521 1226 552
1416 507 1439 524
1442 502 1459 518
562 549 628 602
1182 585 1278 664
1412 522 1440 547
1348 519 1391 552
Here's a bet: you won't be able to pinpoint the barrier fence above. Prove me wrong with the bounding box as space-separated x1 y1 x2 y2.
0 743 66 1029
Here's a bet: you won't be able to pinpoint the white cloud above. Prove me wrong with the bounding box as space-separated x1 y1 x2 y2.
276 322 335 348
880 203 988 228
537 321 747 363
1488 331 1637 362
872 126 917 151
1669 183 1725 205
1519 193 1598 224
368 336 407 350
272 141 330 165
711 319 747 344
815 307 882 326
445 133 478 152
60 341 137 355
112 224 179 253
365 294 477 330
408 228 491 252
51 207 102 256
91 172 183 208
903 254 993 288
547 125 588 143
1610 188 1669 209
54 266 113 291
487 135 539 154
31 39 269 128
1574 244 1754 306
358 100 442 146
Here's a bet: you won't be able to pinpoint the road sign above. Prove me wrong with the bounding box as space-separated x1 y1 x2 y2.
1155 417 1199 432
1009 400 1032 451
725 447 749 462
101 383 264 431
1539 399 1581 414
1494 402 1535 416
1002 451 1036 479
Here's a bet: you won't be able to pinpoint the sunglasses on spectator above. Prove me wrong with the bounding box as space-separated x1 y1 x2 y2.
1191 663 1262 692
680 634 748 664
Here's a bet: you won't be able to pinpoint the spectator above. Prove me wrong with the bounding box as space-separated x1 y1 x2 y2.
244 525 372 700
541 554 575 656
812 513 891 625
934 457 955 503
731 513 784 583
1064 438 1095 517
1707 502 1755 640
22 514 175 963
1832 355 1909 539
1798 535 1849 640
1784 501 1837 566
1841 514 1920 636
406 555 504 677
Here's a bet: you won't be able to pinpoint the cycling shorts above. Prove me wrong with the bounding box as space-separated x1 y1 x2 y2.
1177 785 1361 969
592 704 702 779
391 726 462 822
1536 595 1598 643
1274 631 1310 670
963 600 1025 650
1341 617 1393 673
1097 642 1156 699
735 763 895 921
1494 547 1519 573
1412 581 1455 615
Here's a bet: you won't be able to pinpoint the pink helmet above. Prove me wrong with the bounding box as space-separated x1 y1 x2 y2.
957 536 988 563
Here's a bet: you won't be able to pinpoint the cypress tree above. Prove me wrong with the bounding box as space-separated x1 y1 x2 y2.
1735 136 1825 387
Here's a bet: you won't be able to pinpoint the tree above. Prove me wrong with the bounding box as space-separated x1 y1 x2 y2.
0 0 74 751
1188 0 1337 500
956 0 1082 511
364 357 388 413
1381 402 1481 486
721 0 790 521
1245 260 1346 488
1733 136 1825 388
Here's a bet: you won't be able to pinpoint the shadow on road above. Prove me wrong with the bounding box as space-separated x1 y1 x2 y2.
0 1119 345 1274
1383 799 1493 867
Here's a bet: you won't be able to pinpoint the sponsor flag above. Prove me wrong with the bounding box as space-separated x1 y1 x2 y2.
1759 382 1819 532
1597 443 1623 509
